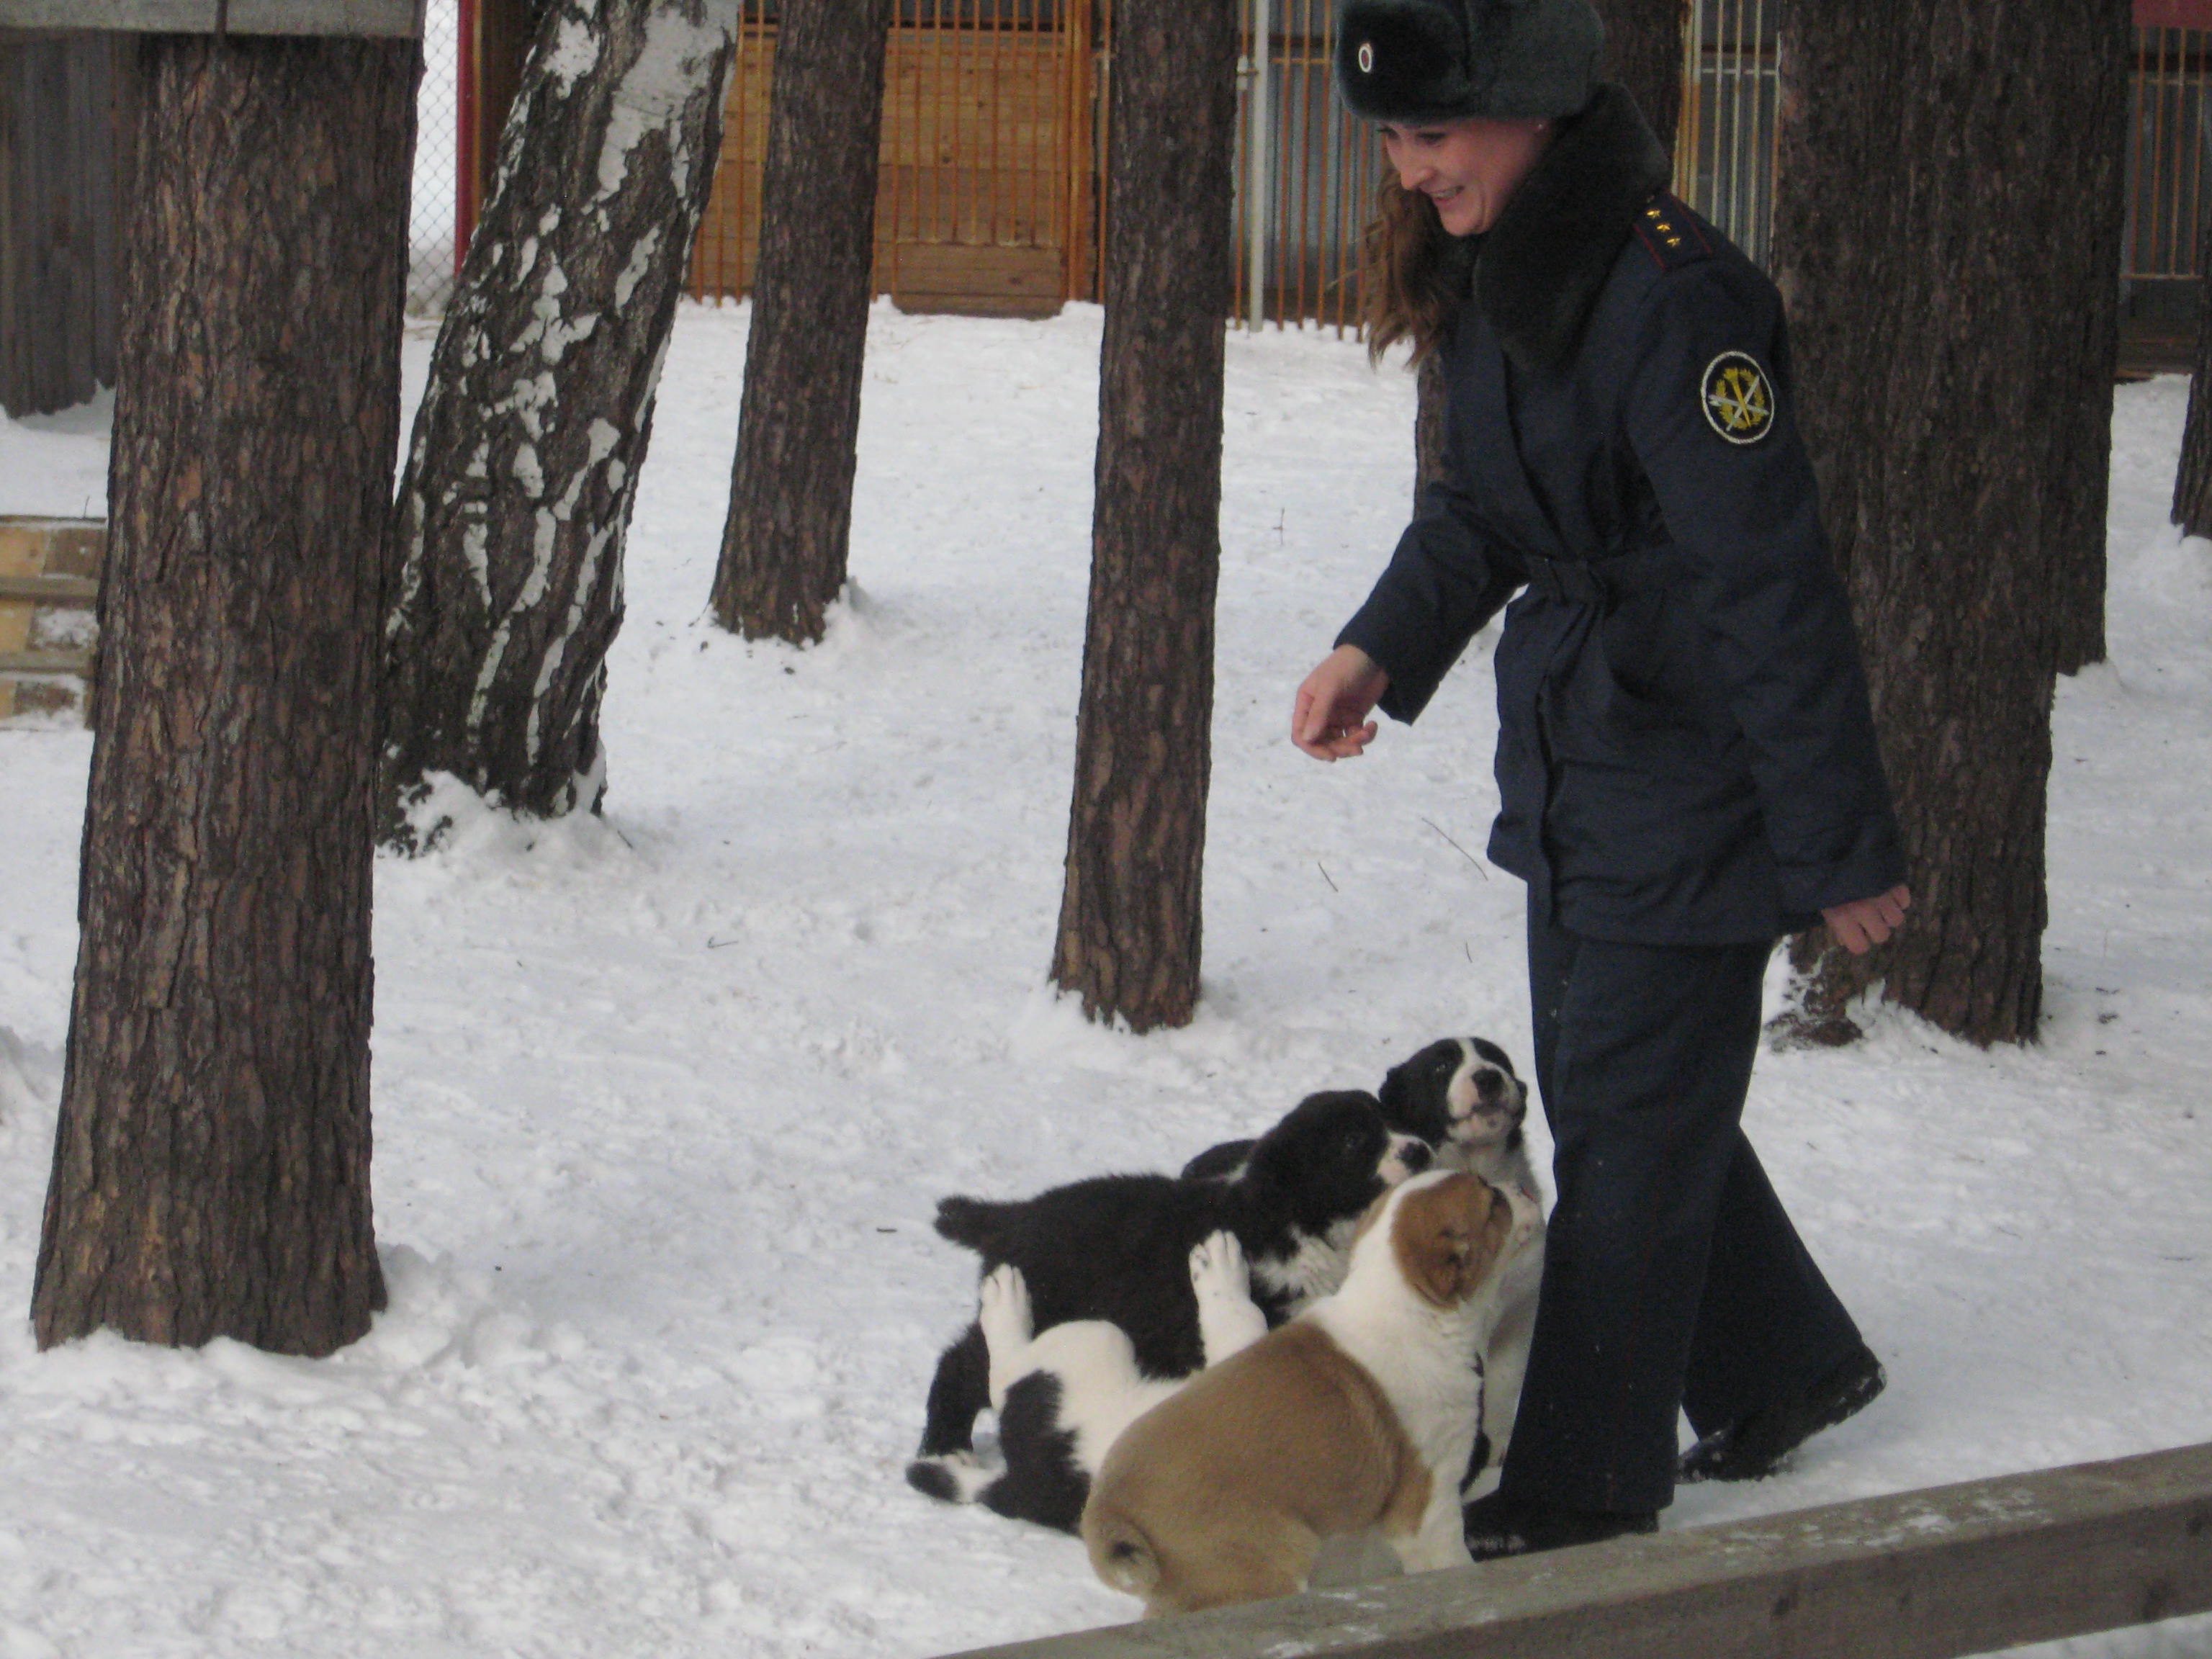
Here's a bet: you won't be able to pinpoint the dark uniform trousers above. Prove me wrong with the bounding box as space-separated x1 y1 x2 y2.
1500 903 1865 1516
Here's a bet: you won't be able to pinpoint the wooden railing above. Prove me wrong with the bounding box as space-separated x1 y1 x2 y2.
930 1442 2212 1659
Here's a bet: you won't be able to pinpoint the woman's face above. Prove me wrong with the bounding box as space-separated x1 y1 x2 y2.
1379 116 1555 237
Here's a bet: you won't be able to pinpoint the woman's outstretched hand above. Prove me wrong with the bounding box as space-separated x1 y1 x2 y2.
1821 885 1911 955
1292 644 1390 761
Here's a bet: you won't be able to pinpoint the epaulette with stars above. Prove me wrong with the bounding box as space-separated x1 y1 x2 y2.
1632 193 1713 272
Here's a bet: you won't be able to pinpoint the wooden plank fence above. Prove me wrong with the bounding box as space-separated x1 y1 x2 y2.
934 1442 2212 1659
0 516 102 723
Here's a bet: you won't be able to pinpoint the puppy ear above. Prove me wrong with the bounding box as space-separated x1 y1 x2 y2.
1377 1061 1411 1120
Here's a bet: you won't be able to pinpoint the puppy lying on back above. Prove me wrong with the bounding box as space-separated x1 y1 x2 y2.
916 1233 1269 1532
1182 1037 1545 1488
909 1090 1431 1501
1082 1171 1544 1617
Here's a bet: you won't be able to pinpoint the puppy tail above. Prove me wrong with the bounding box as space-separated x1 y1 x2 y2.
1084 1508 1163 1601
932 1195 1012 1254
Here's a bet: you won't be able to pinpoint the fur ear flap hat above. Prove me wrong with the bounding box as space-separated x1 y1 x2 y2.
1335 0 1604 124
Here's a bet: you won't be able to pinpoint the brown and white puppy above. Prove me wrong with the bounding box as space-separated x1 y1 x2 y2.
1179 1038 1545 1491
1080 1170 1543 1617
1375 1037 1544 1493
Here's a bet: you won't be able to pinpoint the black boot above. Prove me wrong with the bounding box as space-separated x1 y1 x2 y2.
1678 1341 1886 1483
1462 1491 1658 1561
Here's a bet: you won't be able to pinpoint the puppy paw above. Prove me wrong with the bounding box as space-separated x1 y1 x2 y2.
1189 1231 1249 1298
1191 1232 1268 1365
977 1264 1033 1348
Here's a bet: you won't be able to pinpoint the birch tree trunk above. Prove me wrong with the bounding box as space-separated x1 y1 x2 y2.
1048 0 1238 1033
381 0 737 841
711 0 892 644
1771 0 2129 1048
32 33 415 1354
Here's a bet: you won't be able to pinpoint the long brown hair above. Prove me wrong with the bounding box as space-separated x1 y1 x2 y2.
1359 172 1467 367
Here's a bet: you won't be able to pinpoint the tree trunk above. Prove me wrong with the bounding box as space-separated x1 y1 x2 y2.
382 0 737 839
2173 215 2212 540
1048 0 1237 1034
1770 0 2130 1048
710 0 893 644
32 33 415 1354
1592 0 1686 156
1415 348 1449 502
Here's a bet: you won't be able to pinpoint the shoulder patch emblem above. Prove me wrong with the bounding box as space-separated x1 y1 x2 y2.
1701 351 1775 445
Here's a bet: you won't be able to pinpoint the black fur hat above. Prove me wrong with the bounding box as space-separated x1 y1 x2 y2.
1334 0 1604 124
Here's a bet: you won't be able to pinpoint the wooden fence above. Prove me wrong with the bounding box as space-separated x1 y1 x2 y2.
0 29 127 418
0 515 102 724
686 1 1101 318
929 1441 2212 1659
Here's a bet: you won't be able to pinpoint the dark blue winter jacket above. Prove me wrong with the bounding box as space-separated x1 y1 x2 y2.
1337 85 1906 945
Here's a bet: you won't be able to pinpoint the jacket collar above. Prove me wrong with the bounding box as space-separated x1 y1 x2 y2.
1471 82 1674 375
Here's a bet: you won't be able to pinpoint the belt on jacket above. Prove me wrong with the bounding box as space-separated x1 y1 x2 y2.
1521 546 1694 607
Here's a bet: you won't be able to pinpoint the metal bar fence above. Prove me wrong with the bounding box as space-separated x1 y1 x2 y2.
2128 25 2212 279
1233 0 1377 335
405 6 2212 319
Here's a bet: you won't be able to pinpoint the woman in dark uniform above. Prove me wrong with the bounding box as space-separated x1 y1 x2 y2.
1293 0 1912 1556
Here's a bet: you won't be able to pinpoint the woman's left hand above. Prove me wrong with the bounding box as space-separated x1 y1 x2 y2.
1821 885 1911 956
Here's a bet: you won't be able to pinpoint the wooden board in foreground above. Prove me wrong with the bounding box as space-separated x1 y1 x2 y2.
0 0 420 37
935 1442 2212 1659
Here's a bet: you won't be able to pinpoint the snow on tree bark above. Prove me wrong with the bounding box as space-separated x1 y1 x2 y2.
1770 0 2128 1048
1048 0 1238 1034
32 35 415 1354
711 0 892 645
382 0 737 839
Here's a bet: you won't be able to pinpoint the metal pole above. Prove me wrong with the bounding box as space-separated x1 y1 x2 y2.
1248 0 1272 328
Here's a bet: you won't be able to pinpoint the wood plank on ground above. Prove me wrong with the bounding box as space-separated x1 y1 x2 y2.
0 1 420 36
931 1442 2212 1659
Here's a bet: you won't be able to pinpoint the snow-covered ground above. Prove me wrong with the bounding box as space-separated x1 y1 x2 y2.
3 304 2209 1658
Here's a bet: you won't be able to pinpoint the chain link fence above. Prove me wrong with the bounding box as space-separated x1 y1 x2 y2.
409 0 462 314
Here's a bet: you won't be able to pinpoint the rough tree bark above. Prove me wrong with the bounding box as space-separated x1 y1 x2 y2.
1771 0 2130 1048
2173 210 2212 539
1048 0 1238 1033
711 0 893 644
1591 0 1686 156
382 0 737 840
32 33 415 1354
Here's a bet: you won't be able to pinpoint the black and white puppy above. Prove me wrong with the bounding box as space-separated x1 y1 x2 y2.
1181 1039 1532 1195
1181 1038 1542 1491
1377 1037 1537 1197
908 1089 1431 1504
913 1233 1269 1532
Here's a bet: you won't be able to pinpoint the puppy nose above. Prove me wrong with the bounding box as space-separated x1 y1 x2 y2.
1474 1070 1503 1102
1402 1140 1432 1172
